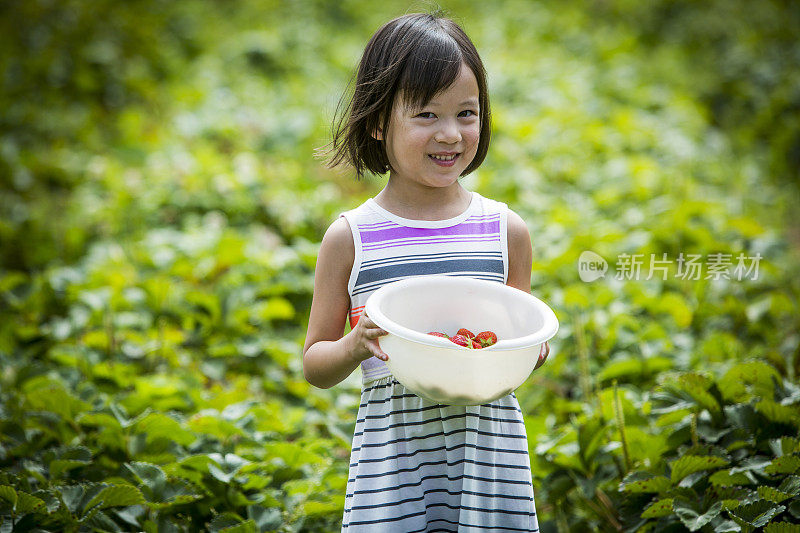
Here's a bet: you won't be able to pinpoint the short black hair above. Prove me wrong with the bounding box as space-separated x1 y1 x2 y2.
322 12 491 179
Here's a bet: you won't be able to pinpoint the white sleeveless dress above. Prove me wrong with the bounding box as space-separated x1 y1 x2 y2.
340 192 540 532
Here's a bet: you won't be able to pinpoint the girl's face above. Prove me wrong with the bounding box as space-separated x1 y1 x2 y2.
382 62 481 189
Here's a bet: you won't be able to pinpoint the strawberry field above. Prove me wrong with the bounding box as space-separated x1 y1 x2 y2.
1 0 799 531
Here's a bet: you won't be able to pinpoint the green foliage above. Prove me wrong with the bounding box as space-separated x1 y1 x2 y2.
1 0 799 531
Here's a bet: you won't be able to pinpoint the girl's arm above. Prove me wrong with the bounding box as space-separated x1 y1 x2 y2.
302 217 389 389
506 209 533 294
507 209 550 366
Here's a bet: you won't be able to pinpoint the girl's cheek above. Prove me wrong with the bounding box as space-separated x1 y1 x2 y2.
466 126 481 146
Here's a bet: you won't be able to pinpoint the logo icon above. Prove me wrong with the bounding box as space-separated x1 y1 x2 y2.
578 251 608 282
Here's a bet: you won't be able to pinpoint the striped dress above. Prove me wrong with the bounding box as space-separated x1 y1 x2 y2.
340 192 540 532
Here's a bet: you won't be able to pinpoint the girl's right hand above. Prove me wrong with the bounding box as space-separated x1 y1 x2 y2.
346 313 390 363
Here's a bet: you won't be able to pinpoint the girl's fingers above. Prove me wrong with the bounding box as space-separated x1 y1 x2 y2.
365 327 388 339
370 344 389 361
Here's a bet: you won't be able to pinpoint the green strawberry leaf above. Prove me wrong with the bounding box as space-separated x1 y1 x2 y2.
777 475 800 496
125 462 167 497
765 456 800 475
50 459 91 479
758 485 793 504
769 437 800 457
729 500 786 527
642 498 673 518
0 486 17 508
15 491 47 515
620 472 672 494
674 499 723 531
671 455 729 484
764 522 800 533
85 485 146 510
709 469 753 487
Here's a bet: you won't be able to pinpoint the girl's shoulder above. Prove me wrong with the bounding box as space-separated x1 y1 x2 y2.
316 216 355 280
323 215 354 245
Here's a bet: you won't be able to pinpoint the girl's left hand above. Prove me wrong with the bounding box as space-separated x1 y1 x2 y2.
533 341 550 370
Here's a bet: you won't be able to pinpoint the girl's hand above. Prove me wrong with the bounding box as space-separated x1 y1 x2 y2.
346 314 390 363
533 341 550 370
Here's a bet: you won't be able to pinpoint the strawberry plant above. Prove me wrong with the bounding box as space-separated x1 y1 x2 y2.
1 0 798 531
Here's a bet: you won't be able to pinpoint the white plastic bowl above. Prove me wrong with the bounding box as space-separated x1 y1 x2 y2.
364 275 559 405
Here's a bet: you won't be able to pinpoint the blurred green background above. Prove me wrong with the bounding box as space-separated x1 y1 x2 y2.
1 0 799 531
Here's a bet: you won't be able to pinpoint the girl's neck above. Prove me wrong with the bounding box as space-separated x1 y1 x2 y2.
374 178 472 221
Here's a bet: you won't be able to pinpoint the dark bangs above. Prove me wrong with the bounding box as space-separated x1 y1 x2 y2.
395 30 464 113
322 12 491 179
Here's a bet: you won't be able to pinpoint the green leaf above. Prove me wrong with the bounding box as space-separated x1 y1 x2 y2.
188 415 243 440
220 520 257 533
674 373 722 415
709 469 753 487
642 498 673 518
764 523 800 533
722 499 741 511
598 359 643 382
671 455 729 484
758 486 793 504
208 512 245 532
713 520 744 532
15 491 47 514
756 400 800 426
674 499 723 531
770 437 800 457
0 485 17 508
253 297 294 321
125 462 167 495
77 412 123 431
718 361 781 403
247 505 282 530
301 499 342 516
86 485 146 510
765 456 800 475
654 292 693 328
577 416 607 466
135 412 195 446
620 473 672 494
82 509 121 530
730 456 773 474
23 381 91 420
730 500 787 527
50 459 91 479
777 475 800 496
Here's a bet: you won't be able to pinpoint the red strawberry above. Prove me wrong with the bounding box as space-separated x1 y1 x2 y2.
449 334 473 348
427 332 449 338
474 331 497 348
456 328 475 339
471 339 482 349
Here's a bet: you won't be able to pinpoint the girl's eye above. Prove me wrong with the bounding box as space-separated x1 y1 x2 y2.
416 112 435 119
460 110 478 118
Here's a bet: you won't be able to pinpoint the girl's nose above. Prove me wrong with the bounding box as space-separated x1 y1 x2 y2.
434 120 461 144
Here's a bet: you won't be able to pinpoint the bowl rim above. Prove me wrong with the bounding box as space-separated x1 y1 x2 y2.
364 275 559 352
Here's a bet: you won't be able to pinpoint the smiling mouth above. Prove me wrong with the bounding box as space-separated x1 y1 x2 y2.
429 153 460 166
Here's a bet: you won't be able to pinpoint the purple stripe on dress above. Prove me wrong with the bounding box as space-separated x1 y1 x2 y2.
362 235 500 251
359 220 500 244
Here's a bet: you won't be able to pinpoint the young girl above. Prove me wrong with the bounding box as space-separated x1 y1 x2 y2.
303 12 549 532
